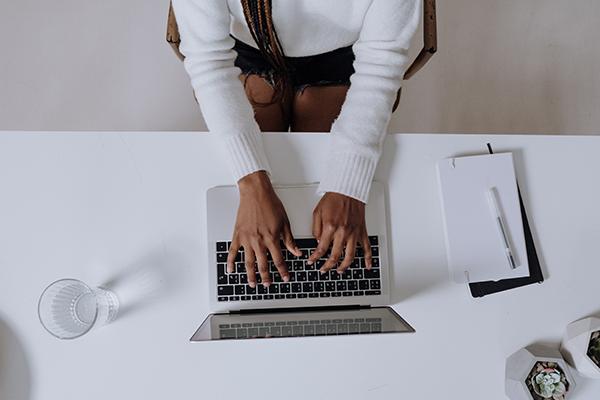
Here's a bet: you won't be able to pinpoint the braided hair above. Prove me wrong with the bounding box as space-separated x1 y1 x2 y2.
241 0 290 105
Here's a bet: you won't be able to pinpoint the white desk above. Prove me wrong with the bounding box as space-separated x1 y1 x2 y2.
1 132 599 400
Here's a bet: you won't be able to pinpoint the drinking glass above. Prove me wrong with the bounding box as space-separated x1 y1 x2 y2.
38 279 119 340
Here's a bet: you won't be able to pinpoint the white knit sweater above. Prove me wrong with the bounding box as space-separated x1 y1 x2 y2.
172 0 421 202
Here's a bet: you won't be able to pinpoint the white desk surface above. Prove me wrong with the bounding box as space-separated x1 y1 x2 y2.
1 132 599 400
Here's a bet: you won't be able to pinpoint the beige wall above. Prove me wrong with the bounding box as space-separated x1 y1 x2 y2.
1 0 598 134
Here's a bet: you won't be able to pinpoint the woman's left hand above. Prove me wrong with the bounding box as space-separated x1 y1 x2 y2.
307 192 372 273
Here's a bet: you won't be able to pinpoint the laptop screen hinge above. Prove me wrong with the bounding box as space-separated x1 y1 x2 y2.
232 304 370 315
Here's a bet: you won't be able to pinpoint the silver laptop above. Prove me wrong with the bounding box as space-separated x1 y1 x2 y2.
191 182 414 341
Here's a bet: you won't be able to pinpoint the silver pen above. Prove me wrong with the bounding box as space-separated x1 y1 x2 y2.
486 187 517 269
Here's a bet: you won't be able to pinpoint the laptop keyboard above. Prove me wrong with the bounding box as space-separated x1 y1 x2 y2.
216 237 382 302
218 317 383 339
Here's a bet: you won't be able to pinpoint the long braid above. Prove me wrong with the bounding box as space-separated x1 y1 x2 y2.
241 0 290 105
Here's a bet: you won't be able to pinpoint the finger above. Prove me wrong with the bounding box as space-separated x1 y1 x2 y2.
308 228 333 265
282 221 301 257
255 245 271 287
227 238 240 273
338 235 357 272
321 232 345 273
362 233 373 269
244 247 257 288
312 209 322 242
267 239 290 282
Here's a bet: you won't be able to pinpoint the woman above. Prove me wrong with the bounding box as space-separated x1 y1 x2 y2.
172 0 420 288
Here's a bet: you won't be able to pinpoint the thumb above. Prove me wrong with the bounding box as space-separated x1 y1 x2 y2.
283 220 301 257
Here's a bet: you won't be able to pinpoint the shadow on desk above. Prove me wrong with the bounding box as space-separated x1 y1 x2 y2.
0 316 31 400
101 246 191 320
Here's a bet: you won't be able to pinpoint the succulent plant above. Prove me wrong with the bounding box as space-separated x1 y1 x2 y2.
587 331 600 368
531 368 567 400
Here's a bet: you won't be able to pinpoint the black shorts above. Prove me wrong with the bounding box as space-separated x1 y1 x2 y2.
233 37 356 92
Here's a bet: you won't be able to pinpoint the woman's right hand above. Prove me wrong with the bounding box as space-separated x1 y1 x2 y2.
227 171 302 288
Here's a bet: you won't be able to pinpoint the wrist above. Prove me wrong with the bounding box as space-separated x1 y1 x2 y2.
238 171 273 197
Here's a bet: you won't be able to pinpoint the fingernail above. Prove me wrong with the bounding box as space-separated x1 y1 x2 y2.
249 282 256 288
320 269 326 275
283 275 290 282
263 282 271 288
307 260 313 265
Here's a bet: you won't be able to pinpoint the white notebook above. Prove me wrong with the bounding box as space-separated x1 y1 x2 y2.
437 153 529 283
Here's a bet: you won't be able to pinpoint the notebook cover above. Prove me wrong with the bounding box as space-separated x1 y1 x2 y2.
468 145 544 297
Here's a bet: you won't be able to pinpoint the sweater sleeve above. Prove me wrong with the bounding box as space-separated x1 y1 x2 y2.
317 0 421 203
172 0 271 181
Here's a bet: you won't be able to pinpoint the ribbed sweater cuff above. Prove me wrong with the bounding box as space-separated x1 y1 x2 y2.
318 152 377 203
222 133 272 181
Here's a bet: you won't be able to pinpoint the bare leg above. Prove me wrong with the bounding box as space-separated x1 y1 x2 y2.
239 74 291 132
291 85 350 132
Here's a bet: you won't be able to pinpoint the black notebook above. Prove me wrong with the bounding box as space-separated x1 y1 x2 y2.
468 144 544 298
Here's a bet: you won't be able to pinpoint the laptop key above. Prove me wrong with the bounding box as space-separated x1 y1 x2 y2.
217 253 228 262
359 280 369 290
296 271 307 281
307 271 319 281
303 282 313 292
342 270 352 280
353 270 363 280
372 258 380 268
308 293 319 298
369 236 378 245
275 294 285 299
296 238 317 248
354 291 364 296
365 290 382 296
217 242 227 252
234 285 245 295
228 275 239 285
218 275 228 285
293 261 304 271
218 297 229 302
330 271 340 281
319 293 331 297
269 284 280 294
314 282 325 292
291 283 302 293
218 286 234 296
263 295 274 300
348 280 358 291
319 272 330 281
370 280 381 290
217 263 226 276
325 282 336 291
251 295 263 300
365 269 380 279
332 292 342 297
286 294 297 299
280 283 290 293
258 285 268 294
337 281 347 291
281 326 293 336
298 293 308 298
342 291 352 297
246 285 256 294
372 247 379 256
241 296 251 301
230 296 240 301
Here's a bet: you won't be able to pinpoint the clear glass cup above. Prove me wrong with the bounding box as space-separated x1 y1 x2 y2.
38 279 119 340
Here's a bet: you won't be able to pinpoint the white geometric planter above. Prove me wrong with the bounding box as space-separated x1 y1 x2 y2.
506 344 576 400
560 317 600 379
